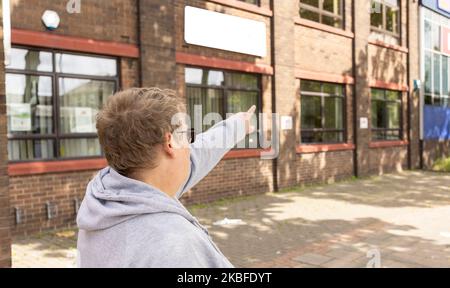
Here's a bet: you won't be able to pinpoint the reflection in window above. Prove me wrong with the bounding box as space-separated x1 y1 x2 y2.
5 47 118 162
7 48 53 72
6 74 53 135
59 78 115 134
55 53 117 77
301 80 345 144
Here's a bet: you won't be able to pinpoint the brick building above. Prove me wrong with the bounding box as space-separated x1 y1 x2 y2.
0 0 449 267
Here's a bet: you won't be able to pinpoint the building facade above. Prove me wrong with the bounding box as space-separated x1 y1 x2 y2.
0 0 449 267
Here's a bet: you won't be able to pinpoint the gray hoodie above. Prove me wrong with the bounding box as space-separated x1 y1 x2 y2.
77 115 246 268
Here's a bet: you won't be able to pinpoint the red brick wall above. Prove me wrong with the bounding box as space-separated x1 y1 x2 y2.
297 150 354 185
182 158 273 205
10 0 138 44
9 170 97 236
0 1 12 267
423 140 450 169
369 147 408 175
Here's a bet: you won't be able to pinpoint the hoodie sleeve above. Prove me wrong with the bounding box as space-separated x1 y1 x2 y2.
176 114 247 199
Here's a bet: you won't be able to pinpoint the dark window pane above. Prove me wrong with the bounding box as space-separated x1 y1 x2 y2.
322 15 342 28
225 72 258 89
59 78 115 134
8 139 55 161
60 138 101 158
324 97 343 129
385 5 399 34
300 0 320 8
386 102 401 129
6 74 53 135
301 96 322 129
301 80 321 93
227 91 258 148
323 0 341 14
370 1 383 29
187 87 224 132
323 131 344 143
56 53 117 77
238 0 258 5
371 100 385 129
323 83 343 96
371 88 385 100
300 8 320 22
386 90 400 101
301 131 322 143
7 48 53 72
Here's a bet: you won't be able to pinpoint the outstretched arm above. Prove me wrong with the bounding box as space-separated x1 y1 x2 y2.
176 106 256 199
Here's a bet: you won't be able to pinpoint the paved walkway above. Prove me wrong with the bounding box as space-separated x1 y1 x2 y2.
12 171 450 268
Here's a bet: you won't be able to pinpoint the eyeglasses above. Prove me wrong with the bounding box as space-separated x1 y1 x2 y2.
175 129 195 144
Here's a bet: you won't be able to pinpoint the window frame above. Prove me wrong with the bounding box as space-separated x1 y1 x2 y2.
300 80 347 145
370 0 401 43
370 88 403 142
185 66 263 150
5 45 120 163
299 0 345 29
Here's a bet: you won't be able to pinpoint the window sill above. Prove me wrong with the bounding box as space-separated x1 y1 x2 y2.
294 18 354 39
8 158 108 176
369 140 409 149
224 149 268 159
296 143 355 154
368 40 409 53
370 80 409 92
207 0 273 17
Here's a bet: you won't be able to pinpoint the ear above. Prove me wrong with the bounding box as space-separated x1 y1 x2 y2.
162 132 176 158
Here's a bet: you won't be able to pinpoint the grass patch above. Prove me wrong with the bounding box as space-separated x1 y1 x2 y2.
433 157 450 172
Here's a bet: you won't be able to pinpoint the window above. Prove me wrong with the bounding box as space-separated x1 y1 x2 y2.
423 18 450 107
185 67 260 148
238 0 259 5
301 80 345 144
299 0 344 29
371 89 402 141
5 47 118 162
370 0 400 45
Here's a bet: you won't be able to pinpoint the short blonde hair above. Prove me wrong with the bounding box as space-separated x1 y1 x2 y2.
96 88 185 175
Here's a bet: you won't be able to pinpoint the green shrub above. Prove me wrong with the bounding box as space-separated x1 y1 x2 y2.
433 157 450 172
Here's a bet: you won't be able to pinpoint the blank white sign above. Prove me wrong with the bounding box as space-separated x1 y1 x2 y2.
184 6 267 57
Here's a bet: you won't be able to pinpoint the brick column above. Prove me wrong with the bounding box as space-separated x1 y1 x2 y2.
138 0 177 89
353 0 371 177
408 1 421 169
272 1 298 188
0 1 12 268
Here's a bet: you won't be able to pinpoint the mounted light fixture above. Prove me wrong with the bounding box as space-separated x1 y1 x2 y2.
41 10 60 31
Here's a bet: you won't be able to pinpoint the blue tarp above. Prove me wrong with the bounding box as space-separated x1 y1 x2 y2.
424 105 450 140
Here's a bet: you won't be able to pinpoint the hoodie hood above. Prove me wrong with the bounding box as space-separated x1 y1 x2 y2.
77 167 197 232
